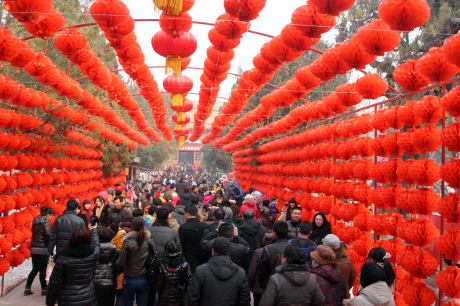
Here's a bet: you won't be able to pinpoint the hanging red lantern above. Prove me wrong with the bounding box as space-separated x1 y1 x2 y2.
208 28 240 52
151 31 197 74
334 83 363 107
322 44 353 75
393 59 431 92
411 124 441 154
280 24 319 52
413 95 442 124
338 35 376 69
269 35 304 63
404 250 438 279
159 12 193 37
356 19 400 56
89 0 130 29
378 0 430 32
308 0 356 16
163 75 193 107
310 57 337 81
436 230 460 261
224 0 266 21
0 30 24 62
397 100 422 127
442 84 460 118
402 283 436 306
443 32 460 68
215 13 251 39
407 188 439 215
355 73 387 99
435 266 460 298
441 122 460 152
295 66 323 89
23 9 65 40
407 159 440 186
417 47 460 82
4 0 53 23
440 159 460 189
291 4 336 39
405 219 439 248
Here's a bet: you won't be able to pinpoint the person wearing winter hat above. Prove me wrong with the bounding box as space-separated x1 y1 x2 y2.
311 245 348 306
323 234 356 298
240 195 260 220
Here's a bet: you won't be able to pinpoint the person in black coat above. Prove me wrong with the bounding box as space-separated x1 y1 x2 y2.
93 227 119 306
238 210 268 272
176 178 187 196
25 206 54 296
46 225 100 306
200 223 250 267
187 237 251 306
178 205 208 273
47 200 86 256
202 208 225 237
310 212 332 245
154 241 192 306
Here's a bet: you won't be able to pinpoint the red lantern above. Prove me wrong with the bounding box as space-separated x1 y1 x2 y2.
397 100 422 127
405 219 439 248
89 0 130 29
151 31 197 74
404 250 438 279
417 47 460 82
216 13 251 39
442 84 460 118
224 0 266 21
436 230 460 261
295 66 323 89
338 35 376 69
4 0 53 23
208 28 240 52
355 74 387 99
310 57 336 81
163 75 193 107
407 159 440 186
441 122 460 152
291 4 336 39
356 19 400 56
23 9 65 40
378 0 430 32
413 95 442 124
280 24 319 52
322 44 352 75
393 59 431 92
402 283 436 306
443 32 460 68
411 124 441 154
269 35 304 63
159 12 192 37
308 0 356 16
436 266 460 298
407 188 439 215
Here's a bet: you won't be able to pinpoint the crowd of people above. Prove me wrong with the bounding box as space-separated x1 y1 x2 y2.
26 174 398 306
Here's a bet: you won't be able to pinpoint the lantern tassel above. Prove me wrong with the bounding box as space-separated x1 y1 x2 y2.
178 111 185 122
179 135 185 147
166 56 181 75
171 94 183 107
154 0 183 16
45 42 48 54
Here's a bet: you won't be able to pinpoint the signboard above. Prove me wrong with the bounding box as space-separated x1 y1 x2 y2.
178 146 201 151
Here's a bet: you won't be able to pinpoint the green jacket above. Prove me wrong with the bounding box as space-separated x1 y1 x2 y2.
115 229 156 278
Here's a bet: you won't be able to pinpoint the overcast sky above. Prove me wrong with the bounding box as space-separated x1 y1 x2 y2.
122 0 337 103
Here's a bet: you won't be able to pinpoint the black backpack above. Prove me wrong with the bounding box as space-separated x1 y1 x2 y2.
145 238 159 286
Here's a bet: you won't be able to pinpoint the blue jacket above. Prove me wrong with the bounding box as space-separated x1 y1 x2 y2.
269 202 279 217
232 182 244 199
288 237 317 269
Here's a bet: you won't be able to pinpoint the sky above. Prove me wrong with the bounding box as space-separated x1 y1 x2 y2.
122 0 337 104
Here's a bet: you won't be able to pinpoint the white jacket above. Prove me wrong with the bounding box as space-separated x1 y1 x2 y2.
351 281 396 306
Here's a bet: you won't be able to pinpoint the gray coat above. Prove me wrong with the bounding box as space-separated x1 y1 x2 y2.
147 220 181 257
47 210 85 254
260 264 325 306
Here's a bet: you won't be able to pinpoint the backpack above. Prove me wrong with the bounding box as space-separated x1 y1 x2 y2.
145 238 159 286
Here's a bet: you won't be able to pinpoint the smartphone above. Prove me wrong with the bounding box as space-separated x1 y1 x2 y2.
90 215 97 227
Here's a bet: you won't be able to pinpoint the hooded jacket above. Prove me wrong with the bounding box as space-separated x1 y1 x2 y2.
187 255 251 306
203 195 213 205
257 238 291 290
335 253 356 297
111 228 126 290
154 252 193 306
179 218 208 273
312 264 348 306
259 264 325 306
200 231 250 266
231 182 244 206
171 206 186 226
240 202 260 219
168 218 180 232
31 215 52 255
47 210 86 255
93 242 119 290
351 281 396 306
46 229 100 306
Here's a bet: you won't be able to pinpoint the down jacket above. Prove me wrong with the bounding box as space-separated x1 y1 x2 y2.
93 242 120 290
47 210 85 255
147 220 181 257
46 229 100 306
31 215 52 255
350 281 395 306
154 252 193 306
110 228 127 290
259 264 325 306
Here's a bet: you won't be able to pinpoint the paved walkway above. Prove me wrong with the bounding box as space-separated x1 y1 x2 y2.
0 278 44 305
